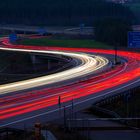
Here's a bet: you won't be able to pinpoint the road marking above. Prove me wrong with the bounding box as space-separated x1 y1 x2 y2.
0 77 140 128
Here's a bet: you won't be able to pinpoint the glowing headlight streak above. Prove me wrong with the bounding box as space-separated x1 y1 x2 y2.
0 47 109 95
0 62 125 111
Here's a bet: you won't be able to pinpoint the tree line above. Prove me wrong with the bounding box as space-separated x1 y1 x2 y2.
0 0 135 26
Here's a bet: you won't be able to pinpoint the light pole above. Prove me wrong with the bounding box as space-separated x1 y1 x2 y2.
114 44 118 65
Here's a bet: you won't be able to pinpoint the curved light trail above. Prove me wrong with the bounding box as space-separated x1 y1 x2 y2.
0 46 109 95
0 37 140 126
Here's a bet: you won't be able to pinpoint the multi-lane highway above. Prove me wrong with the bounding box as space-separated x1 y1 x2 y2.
0 47 109 95
0 37 140 128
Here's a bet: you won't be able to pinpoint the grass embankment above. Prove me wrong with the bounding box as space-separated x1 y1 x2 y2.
19 38 111 49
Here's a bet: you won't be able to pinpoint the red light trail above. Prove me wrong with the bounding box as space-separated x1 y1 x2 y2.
0 38 140 122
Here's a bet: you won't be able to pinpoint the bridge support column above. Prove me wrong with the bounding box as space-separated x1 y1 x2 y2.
30 54 39 72
31 54 38 64
47 59 51 70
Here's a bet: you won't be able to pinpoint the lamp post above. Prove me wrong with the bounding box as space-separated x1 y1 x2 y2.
114 44 118 65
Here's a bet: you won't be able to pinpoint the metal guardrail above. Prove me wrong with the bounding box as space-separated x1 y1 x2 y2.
67 118 140 121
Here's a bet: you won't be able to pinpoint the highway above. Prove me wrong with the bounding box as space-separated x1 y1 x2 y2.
0 37 140 128
0 25 139 35
0 25 94 35
0 47 109 95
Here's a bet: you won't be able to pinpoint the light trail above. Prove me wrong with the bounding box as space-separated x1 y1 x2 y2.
0 37 139 123
0 63 126 111
0 47 109 95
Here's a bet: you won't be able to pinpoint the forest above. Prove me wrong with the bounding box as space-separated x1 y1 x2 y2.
0 0 135 26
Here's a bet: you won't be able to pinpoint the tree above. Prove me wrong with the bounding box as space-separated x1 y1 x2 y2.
94 18 132 47
0 0 135 26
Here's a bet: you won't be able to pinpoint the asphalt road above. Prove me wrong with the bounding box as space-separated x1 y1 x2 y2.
0 37 140 128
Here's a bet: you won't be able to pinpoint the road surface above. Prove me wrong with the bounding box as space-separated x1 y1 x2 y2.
0 37 140 128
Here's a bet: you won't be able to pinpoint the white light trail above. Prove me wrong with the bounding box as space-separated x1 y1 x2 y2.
0 47 109 95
